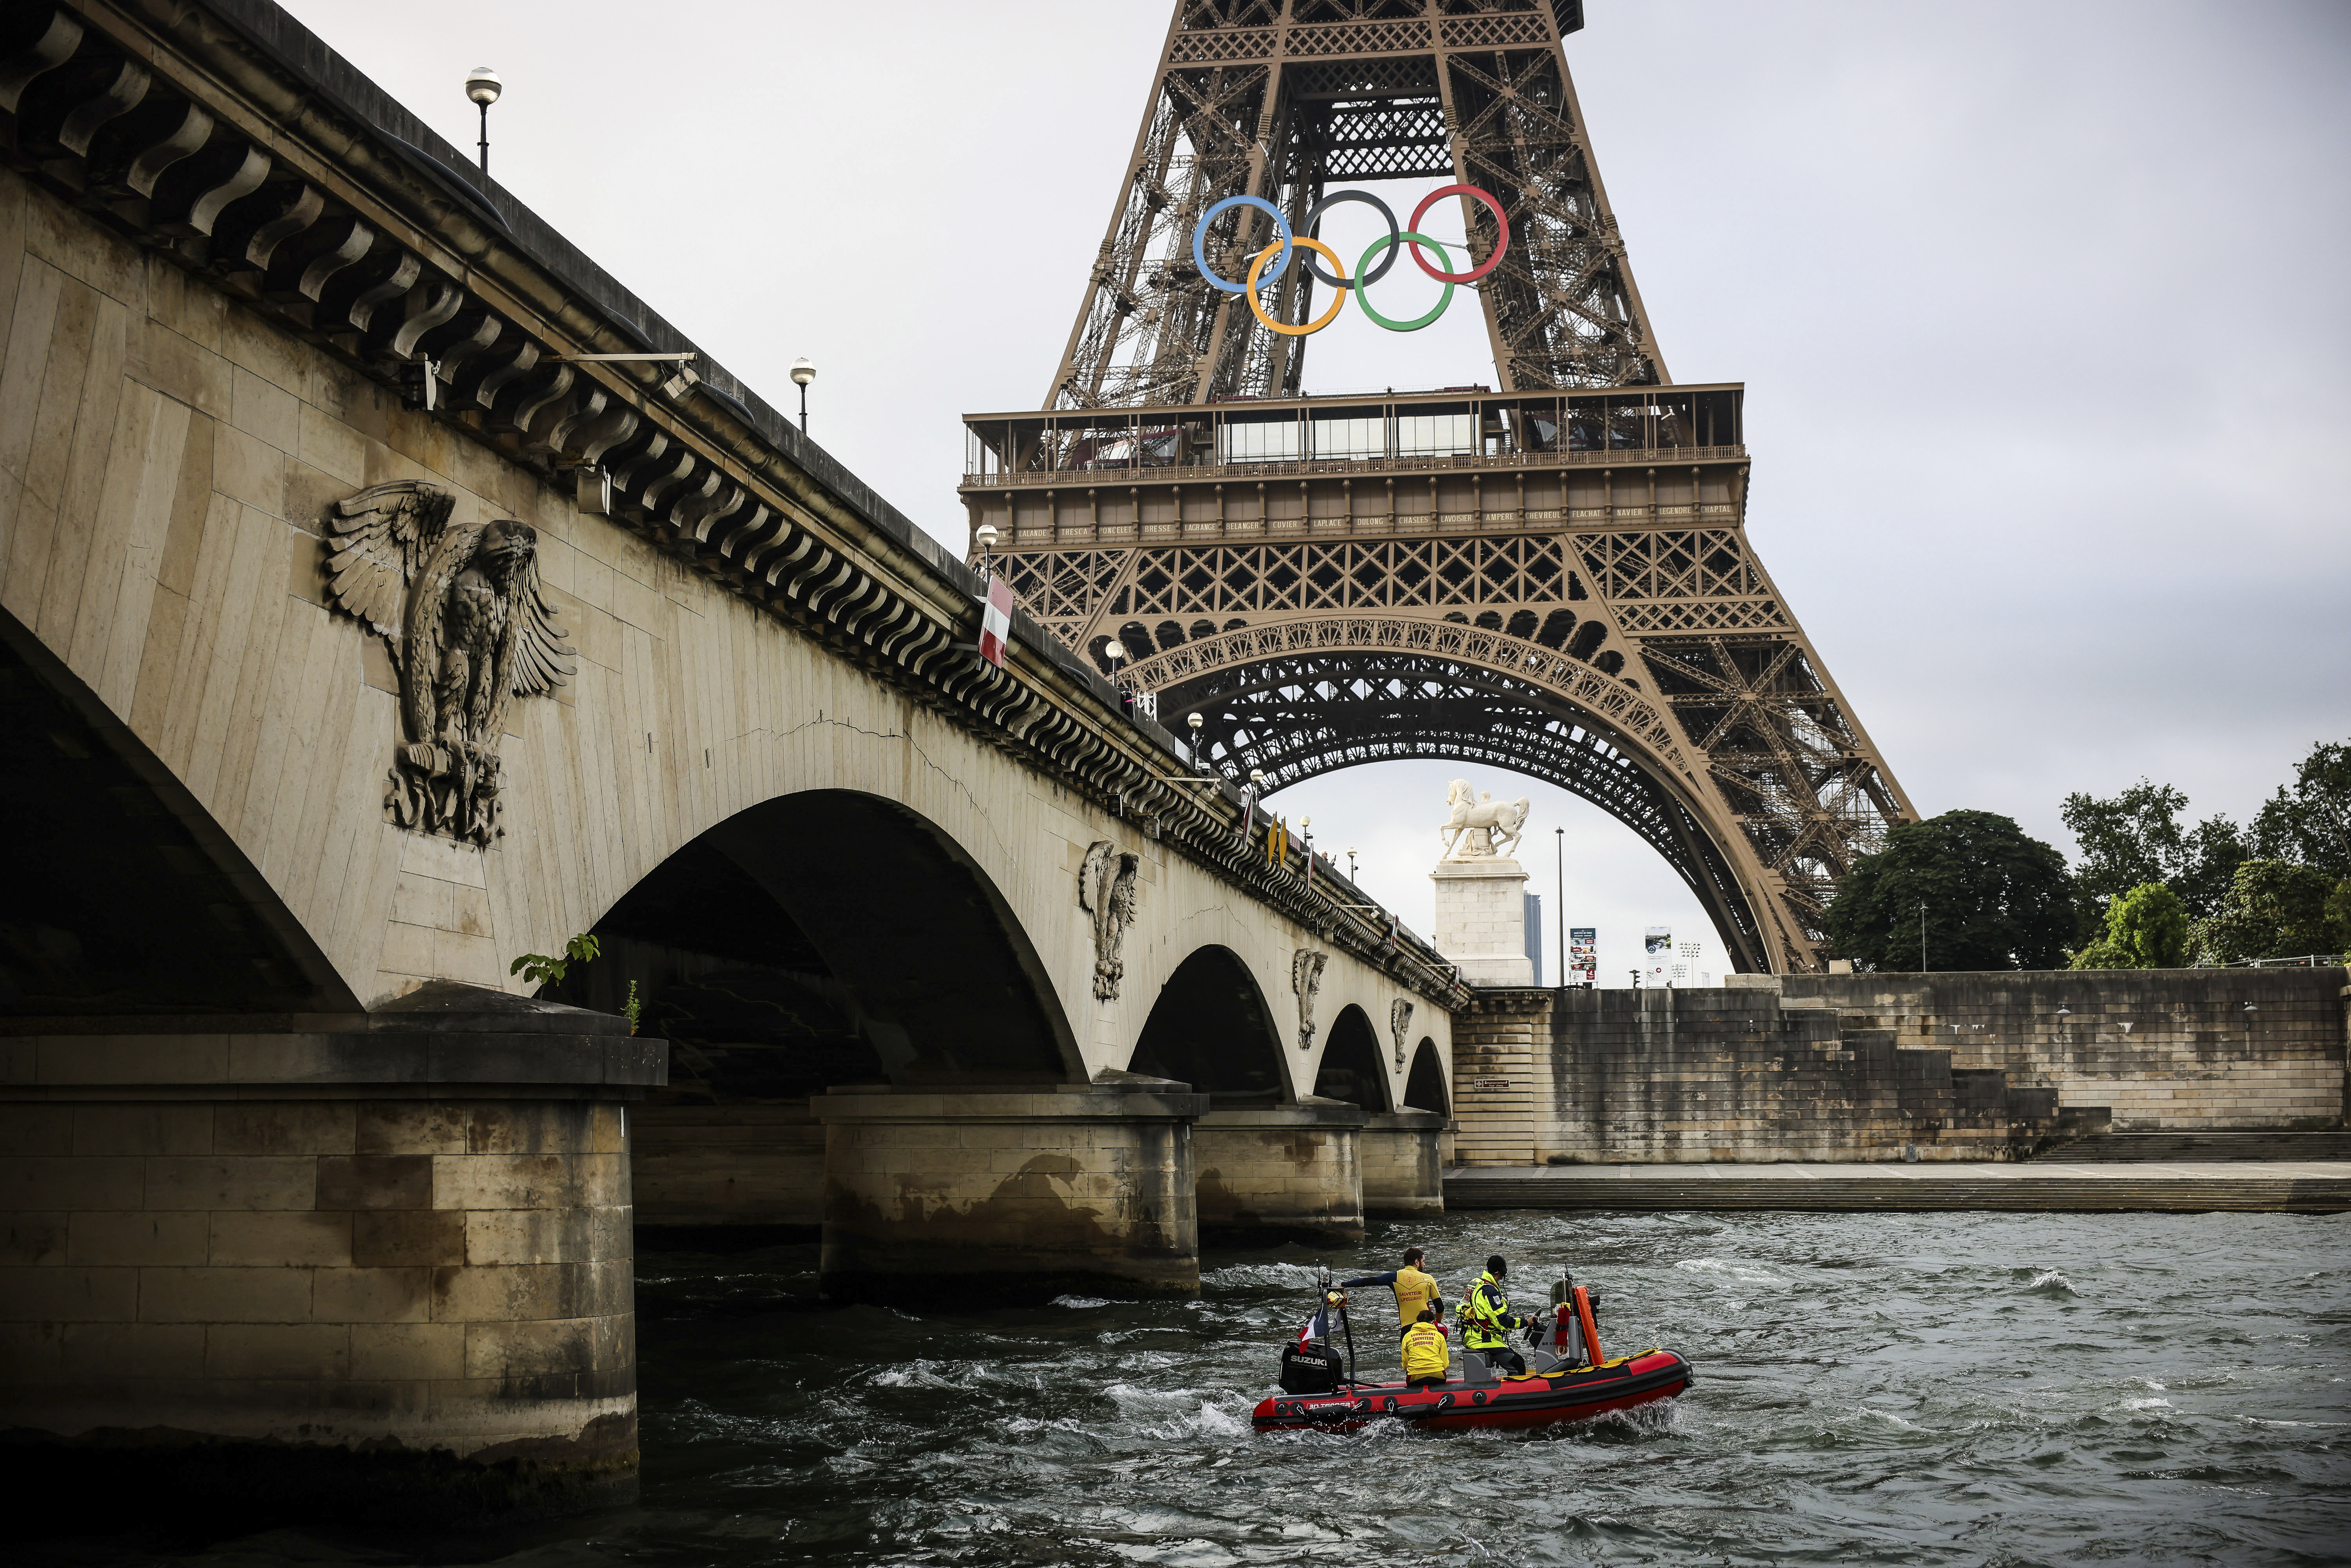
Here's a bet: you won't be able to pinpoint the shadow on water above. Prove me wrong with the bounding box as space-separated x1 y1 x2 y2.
31 1211 2351 1566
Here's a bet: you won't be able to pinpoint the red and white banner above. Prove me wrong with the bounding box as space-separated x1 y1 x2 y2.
978 575 1014 668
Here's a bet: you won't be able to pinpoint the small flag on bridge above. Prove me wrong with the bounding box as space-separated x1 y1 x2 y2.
978 575 1014 668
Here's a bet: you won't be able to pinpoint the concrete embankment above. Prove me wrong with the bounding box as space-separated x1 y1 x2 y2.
1443 1161 2351 1213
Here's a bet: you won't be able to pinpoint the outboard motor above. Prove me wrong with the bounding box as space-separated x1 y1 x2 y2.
1279 1338 1344 1394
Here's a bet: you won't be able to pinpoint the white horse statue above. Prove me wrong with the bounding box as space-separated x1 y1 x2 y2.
1440 779 1532 860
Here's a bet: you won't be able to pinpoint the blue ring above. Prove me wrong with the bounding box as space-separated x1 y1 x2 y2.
1193 196 1293 295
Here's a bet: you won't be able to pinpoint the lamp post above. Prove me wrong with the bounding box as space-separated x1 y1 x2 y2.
790 357 816 435
1347 846 1357 882
974 522 998 576
464 67 501 176
1186 710 1203 768
1101 637 1126 703
1554 825 1565 992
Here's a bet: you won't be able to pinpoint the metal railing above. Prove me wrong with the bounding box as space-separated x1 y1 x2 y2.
962 443 1748 491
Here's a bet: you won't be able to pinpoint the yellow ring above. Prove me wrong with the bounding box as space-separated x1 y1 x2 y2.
1245 236 1348 336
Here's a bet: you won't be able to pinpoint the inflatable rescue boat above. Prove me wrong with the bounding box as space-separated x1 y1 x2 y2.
1252 1268 1692 1435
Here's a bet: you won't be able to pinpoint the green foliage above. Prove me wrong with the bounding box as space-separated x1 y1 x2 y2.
2060 779 2245 931
1824 809 2075 972
2329 878 2351 952
2069 882 2189 969
2188 861 2339 965
622 978 642 1036
2249 741 2351 880
510 932 601 989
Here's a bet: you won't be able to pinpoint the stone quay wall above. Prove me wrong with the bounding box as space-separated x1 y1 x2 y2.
1784 969 2348 1133
1446 970 2346 1165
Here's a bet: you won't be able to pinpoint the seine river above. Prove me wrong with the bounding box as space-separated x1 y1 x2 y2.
69 1210 2351 1565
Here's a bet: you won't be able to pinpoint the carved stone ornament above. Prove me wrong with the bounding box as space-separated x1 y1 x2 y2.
1080 840 1141 1001
325 482 576 845
1389 997 1415 1069
1440 777 1532 861
1291 948 1328 1052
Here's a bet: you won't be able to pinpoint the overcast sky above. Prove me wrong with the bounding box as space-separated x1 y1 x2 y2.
287 0 2350 978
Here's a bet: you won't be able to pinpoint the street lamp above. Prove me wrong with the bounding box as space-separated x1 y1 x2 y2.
1554 825 1565 990
464 67 501 176
790 357 816 435
1186 710 1204 766
974 523 998 575
1101 637 1126 697
1347 846 1357 882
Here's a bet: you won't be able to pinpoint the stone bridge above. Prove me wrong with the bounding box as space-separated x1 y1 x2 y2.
0 0 1462 1521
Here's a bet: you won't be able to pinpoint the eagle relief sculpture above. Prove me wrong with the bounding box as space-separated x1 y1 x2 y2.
324 481 575 846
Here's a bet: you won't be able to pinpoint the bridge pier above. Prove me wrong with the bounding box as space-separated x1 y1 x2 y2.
1193 1099 1367 1247
0 985 659 1525
1360 1108 1447 1218
811 1077 1206 1305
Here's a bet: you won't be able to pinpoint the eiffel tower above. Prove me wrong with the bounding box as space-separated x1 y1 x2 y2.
961 0 1914 974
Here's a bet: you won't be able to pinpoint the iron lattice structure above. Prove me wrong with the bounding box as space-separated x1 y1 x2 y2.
1052 0 1660 407
970 0 1914 972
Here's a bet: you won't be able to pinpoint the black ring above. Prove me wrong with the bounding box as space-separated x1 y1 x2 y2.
1300 188 1399 290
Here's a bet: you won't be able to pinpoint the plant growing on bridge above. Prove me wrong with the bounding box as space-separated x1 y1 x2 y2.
2069 882 2190 970
1824 810 2074 972
511 932 600 989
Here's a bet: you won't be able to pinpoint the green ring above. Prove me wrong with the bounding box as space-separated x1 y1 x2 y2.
1356 231 1455 331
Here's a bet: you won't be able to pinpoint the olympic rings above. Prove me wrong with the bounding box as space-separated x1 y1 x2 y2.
1194 195 1293 294
1299 189 1399 290
1354 232 1454 333
1407 184 1509 284
1188 183 1509 334
1246 237 1348 337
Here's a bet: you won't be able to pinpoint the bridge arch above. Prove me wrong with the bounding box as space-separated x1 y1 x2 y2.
1128 944 1291 1105
1125 619 1779 973
1404 1037 1449 1116
549 789 1081 1089
1311 1003 1393 1112
0 613 357 1018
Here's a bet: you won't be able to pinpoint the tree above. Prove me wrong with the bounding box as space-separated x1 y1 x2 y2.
2250 740 2351 881
2060 779 2245 931
1825 809 2075 972
2069 882 2190 970
2189 861 2338 965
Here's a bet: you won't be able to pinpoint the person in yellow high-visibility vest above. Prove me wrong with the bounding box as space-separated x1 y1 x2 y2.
1399 1306 1450 1389
1342 1247 1443 1329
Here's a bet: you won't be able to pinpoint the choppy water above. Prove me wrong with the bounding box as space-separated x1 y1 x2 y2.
57 1211 2351 1566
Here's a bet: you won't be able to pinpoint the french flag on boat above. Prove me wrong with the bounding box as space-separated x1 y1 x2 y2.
978 575 1014 668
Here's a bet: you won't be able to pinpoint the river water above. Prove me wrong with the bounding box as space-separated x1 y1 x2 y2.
65 1210 2351 1566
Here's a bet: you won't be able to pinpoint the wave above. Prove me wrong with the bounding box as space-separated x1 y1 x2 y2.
2028 1269 2079 1294
1674 1258 1790 1289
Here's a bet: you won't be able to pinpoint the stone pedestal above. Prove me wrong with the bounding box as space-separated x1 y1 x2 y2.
1433 858 1534 985
0 984 661 1525
632 1101 822 1240
812 1074 1206 1304
1193 1097 1366 1246
1360 1108 1448 1217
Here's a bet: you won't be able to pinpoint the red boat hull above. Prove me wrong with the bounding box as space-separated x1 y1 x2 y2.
1251 1348 1693 1434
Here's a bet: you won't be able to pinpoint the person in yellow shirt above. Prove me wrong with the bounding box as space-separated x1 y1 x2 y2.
1399 1305 1450 1389
1342 1247 1443 1329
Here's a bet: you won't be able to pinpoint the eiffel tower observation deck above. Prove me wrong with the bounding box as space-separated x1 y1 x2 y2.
963 0 1917 974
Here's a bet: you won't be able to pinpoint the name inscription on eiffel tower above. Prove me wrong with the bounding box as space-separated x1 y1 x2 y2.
962 0 1914 974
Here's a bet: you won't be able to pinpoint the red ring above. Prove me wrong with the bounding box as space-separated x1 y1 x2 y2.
1407 184 1510 284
